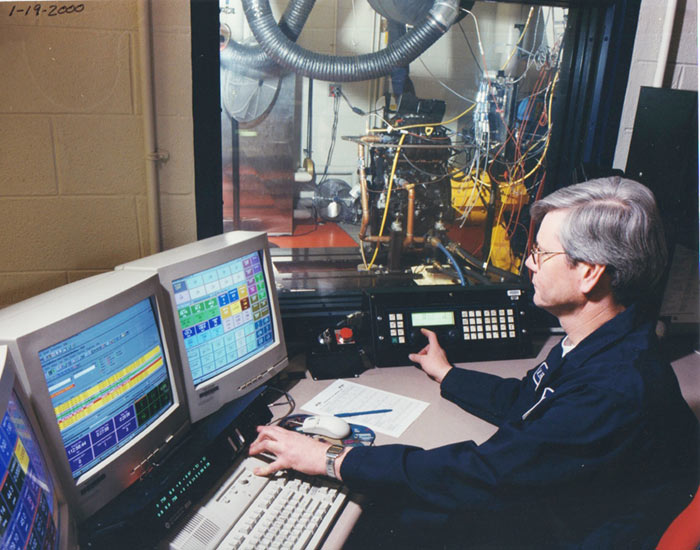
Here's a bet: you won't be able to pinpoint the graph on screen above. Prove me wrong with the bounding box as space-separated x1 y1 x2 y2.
38 298 173 478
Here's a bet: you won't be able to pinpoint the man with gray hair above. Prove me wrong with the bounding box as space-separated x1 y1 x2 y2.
251 177 699 548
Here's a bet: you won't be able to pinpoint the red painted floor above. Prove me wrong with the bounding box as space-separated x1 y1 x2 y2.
268 222 358 248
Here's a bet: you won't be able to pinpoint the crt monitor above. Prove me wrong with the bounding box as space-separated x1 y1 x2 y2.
0 271 189 521
117 230 288 423
0 345 75 550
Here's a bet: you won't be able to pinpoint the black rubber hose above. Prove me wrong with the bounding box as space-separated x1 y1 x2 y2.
240 0 459 82
220 0 316 72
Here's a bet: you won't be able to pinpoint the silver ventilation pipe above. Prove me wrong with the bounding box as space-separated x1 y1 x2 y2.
220 0 316 72
240 0 459 82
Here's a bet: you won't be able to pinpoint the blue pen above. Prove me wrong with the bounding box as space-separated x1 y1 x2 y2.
335 409 392 418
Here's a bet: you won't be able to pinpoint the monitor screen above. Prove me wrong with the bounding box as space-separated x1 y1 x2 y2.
117 231 288 423
173 250 274 386
0 346 74 550
1 391 59 549
37 297 173 480
0 271 189 521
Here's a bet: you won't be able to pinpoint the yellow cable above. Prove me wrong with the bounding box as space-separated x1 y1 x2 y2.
359 238 369 269
483 68 559 268
484 199 508 266
367 133 407 269
501 7 534 71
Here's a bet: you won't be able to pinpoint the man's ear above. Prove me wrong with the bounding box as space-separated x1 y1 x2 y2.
578 262 607 295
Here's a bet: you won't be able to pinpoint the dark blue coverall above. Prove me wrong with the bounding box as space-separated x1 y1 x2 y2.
341 305 700 549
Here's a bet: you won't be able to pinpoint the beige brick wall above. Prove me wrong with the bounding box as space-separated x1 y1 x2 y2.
0 0 196 308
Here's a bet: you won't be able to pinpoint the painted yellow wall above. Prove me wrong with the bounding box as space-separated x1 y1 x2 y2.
0 0 196 308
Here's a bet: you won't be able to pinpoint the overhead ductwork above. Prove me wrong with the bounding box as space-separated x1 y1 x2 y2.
220 0 316 73
240 0 460 82
369 0 447 26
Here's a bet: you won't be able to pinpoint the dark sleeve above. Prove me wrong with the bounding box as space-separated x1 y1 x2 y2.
439 366 523 425
340 382 639 514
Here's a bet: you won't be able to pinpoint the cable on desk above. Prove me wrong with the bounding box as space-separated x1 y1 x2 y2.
264 386 296 425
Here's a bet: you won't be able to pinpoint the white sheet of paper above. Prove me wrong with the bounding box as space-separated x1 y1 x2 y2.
300 380 429 438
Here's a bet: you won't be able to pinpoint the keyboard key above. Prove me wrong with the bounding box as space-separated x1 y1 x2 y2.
210 465 347 550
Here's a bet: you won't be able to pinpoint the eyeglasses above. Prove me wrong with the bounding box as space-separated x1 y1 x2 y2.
528 243 567 268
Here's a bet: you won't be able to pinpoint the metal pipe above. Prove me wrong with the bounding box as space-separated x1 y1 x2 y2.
241 0 459 82
220 0 316 72
358 135 383 241
358 142 371 241
404 185 416 247
357 136 428 247
306 78 313 158
361 235 426 244
653 0 678 87
137 0 162 253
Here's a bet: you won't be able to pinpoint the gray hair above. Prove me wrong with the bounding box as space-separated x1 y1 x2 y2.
530 177 667 305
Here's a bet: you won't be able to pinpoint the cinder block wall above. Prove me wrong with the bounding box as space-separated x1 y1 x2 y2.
0 0 196 308
614 0 698 168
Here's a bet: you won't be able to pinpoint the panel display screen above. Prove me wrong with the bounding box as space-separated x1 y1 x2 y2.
410 311 455 327
171 250 275 386
0 391 58 549
38 298 173 479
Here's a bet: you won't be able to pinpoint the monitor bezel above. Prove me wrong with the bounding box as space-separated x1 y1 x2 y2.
3 272 190 521
0 345 76 550
118 231 288 423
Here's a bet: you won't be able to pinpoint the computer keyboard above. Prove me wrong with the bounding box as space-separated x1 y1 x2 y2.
167 456 347 550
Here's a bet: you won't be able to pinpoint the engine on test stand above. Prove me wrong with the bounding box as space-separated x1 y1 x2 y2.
364 99 454 271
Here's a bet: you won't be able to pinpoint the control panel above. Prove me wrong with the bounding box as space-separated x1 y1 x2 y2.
366 285 532 367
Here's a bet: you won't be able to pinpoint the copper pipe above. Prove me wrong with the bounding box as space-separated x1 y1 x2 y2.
358 135 383 241
356 134 427 247
403 184 415 247
358 142 370 241
407 236 426 245
362 235 391 243
362 234 426 246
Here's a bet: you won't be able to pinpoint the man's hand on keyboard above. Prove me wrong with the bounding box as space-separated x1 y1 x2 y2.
249 425 350 479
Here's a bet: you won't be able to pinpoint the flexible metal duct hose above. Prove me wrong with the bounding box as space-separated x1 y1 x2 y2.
368 0 473 26
368 0 434 26
241 0 459 82
220 0 316 72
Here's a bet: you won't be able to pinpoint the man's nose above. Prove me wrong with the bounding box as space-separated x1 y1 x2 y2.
524 253 537 272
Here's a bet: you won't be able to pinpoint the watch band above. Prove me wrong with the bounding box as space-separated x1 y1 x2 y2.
325 444 344 479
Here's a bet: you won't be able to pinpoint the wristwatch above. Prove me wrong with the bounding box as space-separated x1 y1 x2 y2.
325 444 344 479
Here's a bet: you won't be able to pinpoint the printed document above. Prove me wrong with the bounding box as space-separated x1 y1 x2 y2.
301 380 429 438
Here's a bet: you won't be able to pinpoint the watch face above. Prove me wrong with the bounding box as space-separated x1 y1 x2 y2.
327 444 344 456
326 444 344 479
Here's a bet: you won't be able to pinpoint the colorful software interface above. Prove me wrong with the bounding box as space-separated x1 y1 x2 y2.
0 392 59 550
38 298 174 479
172 250 275 386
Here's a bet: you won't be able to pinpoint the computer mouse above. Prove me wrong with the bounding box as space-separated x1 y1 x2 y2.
300 415 351 439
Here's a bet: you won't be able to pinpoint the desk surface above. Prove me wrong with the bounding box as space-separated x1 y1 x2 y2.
285 336 559 548
281 335 700 549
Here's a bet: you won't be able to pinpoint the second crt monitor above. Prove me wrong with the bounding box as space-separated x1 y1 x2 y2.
0 271 189 521
118 231 288 423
